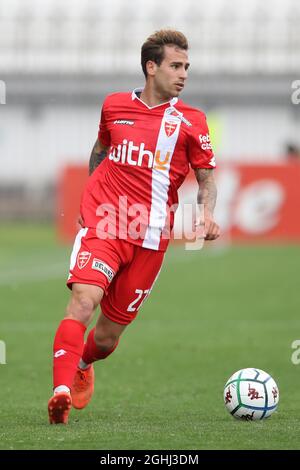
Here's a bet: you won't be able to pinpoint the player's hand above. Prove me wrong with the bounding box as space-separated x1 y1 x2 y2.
203 213 220 240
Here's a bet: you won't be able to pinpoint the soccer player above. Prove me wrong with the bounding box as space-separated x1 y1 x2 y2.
48 29 220 424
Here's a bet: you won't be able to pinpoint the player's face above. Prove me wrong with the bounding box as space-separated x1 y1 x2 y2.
152 45 190 99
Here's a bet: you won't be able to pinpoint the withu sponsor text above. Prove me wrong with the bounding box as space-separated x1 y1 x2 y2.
109 140 171 170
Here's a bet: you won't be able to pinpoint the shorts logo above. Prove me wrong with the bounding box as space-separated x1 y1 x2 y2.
92 259 115 282
77 251 91 269
164 121 178 137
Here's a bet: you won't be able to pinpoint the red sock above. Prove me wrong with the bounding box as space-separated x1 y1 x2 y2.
53 318 86 389
82 327 119 364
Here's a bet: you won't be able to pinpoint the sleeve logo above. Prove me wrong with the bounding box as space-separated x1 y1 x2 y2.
199 133 212 150
209 156 216 167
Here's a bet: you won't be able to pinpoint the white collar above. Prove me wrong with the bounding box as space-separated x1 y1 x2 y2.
131 87 178 109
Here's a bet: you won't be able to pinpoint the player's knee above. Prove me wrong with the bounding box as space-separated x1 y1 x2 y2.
94 330 118 352
66 294 95 325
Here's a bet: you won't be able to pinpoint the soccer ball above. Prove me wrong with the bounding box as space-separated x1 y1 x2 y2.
224 368 279 421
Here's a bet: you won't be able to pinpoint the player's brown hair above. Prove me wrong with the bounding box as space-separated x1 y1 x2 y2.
141 29 189 78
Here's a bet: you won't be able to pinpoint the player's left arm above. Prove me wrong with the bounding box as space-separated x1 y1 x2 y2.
194 168 220 241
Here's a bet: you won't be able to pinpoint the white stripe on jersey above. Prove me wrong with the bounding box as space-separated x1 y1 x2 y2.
142 108 182 250
69 227 88 275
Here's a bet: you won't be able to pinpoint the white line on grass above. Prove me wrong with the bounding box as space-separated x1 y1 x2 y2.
0 244 230 286
0 262 68 286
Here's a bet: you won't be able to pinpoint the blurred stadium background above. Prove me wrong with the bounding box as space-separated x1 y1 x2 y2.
1 0 300 450
1 0 300 230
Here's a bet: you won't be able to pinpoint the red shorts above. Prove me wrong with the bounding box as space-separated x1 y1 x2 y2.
67 228 164 325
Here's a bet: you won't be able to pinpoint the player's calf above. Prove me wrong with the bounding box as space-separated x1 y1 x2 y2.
94 331 119 352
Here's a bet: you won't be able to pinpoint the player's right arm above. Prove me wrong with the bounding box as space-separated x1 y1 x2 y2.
77 138 109 227
89 138 109 175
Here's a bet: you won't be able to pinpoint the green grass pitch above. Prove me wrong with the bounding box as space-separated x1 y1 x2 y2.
0 223 300 450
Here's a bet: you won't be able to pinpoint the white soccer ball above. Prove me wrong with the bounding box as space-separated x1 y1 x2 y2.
224 368 279 421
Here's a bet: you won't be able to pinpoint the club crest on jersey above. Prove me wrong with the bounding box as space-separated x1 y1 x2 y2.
164 121 178 137
77 251 91 269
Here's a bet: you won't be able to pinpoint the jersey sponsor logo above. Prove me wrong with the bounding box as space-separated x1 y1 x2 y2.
109 140 170 171
164 121 178 137
92 259 115 281
114 119 135 126
154 150 171 170
199 133 212 150
77 251 91 269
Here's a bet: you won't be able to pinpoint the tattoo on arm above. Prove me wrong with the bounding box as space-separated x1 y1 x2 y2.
89 141 108 175
195 168 217 214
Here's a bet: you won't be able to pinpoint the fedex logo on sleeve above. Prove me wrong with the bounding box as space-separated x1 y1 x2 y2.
199 133 212 150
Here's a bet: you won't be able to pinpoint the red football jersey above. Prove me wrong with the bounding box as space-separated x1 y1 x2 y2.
80 88 215 251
